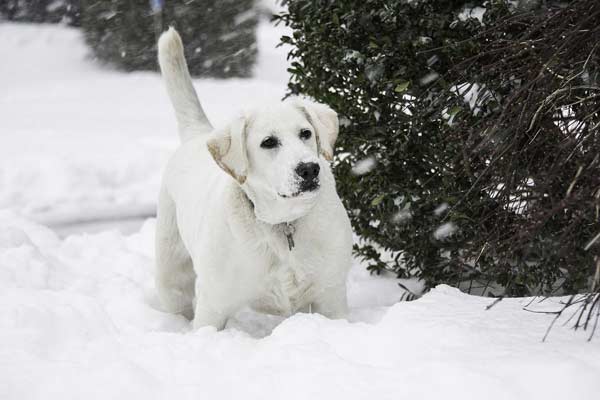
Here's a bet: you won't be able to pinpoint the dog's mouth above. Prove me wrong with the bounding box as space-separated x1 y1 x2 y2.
278 182 320 199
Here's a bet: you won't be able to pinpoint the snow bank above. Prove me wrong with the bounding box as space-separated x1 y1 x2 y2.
0 211 598 400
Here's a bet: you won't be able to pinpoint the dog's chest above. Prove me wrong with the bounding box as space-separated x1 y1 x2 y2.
251 252 316 316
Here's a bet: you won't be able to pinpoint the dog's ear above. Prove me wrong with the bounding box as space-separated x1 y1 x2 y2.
292 99 339 161
206 116 248 184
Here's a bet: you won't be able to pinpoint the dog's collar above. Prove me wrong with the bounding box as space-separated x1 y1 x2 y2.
243 190 296 251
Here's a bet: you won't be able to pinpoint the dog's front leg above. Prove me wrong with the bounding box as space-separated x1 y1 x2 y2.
193 304 228 331
192 274 231 331
192 287 229 330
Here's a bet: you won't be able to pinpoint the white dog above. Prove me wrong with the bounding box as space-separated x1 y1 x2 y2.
155 28 352 330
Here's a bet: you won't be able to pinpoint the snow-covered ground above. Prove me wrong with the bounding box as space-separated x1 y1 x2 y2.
1 18 599 400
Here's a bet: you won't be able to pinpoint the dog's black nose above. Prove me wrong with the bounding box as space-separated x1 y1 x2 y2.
295 162 320 182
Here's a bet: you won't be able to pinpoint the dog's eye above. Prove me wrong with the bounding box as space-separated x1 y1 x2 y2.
260 136 279 149
299 129 312 140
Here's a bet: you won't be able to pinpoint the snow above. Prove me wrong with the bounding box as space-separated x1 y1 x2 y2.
434 222 457 240
1 17 599 400
351 156 377 176
1 210 598 399
459 6 487 23
419 71 440 85
392 208 412 224
434 202 449 216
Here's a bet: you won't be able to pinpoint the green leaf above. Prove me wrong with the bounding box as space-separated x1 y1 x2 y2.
371 194 385 206
332 14 340 26
395 81 410 92
448 106 462 117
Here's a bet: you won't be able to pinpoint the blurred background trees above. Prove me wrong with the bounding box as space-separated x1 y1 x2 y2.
277 0 600 298
81 0 257 77
0 0 80 25
1 0 259 78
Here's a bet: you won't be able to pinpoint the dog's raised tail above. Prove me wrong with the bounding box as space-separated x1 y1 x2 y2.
158 27 213 141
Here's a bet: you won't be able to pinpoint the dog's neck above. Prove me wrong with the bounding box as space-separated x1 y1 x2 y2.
237 185 298 251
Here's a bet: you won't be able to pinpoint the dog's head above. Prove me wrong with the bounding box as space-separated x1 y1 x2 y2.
207 98 339 224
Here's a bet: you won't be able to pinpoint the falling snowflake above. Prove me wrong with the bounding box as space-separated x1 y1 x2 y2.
434 222 457 240
434 203 449 216
351 157 377 176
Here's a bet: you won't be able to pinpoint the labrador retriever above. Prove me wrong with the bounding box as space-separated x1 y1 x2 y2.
155 28 352 330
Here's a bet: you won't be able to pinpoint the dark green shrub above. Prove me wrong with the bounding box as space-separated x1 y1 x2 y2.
0 0 80 25
81 0 257 77
277 0 600 297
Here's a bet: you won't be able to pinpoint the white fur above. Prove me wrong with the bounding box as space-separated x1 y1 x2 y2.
155 28 352 330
